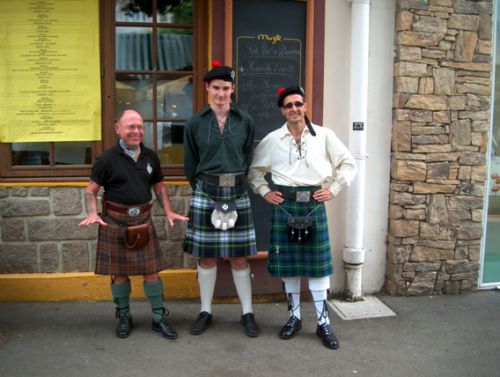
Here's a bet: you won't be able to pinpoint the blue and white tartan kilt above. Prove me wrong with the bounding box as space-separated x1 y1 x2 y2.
183 179 257 258
268 186 333 278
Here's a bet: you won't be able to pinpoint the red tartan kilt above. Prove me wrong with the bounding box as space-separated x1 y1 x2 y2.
95 208 167 276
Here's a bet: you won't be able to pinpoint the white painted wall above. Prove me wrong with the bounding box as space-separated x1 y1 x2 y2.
323 0 395 294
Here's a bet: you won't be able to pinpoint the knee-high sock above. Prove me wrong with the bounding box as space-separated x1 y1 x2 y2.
198 264 217 314
111 280 131 317
143 278 165 322
309 277 330 325
232 267 253 315
282 277 301 320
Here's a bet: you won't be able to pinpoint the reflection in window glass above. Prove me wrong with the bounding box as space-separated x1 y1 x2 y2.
157 76 193 119
157 0 193 23
142 122 154 150
116 27 153 71
157 122 184 165
115 0 152 22
116 75 153 119
157 28 193 71
55 142 92 165
11 143 50 166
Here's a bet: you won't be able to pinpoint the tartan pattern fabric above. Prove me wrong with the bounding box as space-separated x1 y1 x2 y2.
184 179 257 258
268 186 333 278
95 206 167 276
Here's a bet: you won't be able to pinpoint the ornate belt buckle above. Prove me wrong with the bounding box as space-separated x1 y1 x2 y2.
127 207 141 217
296 191 311 202
219 175 236 187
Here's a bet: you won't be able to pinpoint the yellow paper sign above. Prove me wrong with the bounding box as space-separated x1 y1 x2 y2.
0 0 101 142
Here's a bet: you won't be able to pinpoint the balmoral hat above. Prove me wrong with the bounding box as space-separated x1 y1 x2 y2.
277 86 305 107
204 60 236 83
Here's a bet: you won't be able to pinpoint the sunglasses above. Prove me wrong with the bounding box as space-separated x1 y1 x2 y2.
282 101 305 109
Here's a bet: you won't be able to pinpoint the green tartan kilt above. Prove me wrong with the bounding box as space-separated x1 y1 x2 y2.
183 179 257 258
268 186 333 278
95 209 167 276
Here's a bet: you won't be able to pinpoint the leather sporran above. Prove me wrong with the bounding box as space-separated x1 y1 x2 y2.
287 216 313 243
211 201 238 231
125 223 150 249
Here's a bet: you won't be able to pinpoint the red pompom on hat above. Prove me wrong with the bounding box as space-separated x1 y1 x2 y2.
277 85 305 107
211 60 222 68
277 87 286 95
204 61 235 83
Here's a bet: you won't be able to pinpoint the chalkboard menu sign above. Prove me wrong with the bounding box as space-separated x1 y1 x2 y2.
233 0 306 250
235 34 302 139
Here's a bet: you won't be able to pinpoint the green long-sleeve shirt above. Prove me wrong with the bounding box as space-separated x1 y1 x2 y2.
183 105 255 187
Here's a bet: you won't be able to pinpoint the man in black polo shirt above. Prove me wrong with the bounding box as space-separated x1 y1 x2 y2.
79 109 188 339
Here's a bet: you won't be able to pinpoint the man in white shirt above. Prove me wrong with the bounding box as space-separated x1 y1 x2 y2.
248 86 357 350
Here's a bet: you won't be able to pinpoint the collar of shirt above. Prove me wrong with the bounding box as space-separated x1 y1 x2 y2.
199 104 244 120
278 122 312 139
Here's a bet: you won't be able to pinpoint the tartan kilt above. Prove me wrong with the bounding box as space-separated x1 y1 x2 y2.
184 179 257 258
95 207 167 276
268 186 333 278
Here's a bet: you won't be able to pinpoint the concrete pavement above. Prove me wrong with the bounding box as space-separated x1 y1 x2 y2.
1 291 499 377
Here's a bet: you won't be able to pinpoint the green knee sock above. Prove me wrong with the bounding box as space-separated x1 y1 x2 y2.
111 280 131 318
144 279 165 322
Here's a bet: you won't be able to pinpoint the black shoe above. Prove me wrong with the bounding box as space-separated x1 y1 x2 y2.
190 311 213 335
152 311 178 340
316 323 339 350
115 308 133 339
279 316 302 340
240 313 260 337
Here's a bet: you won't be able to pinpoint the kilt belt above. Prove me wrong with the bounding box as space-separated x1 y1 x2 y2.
95 200 167 276
198 172 246 187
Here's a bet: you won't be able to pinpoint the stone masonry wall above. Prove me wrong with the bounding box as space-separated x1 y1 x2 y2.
0 185 194 273
388 0 493 295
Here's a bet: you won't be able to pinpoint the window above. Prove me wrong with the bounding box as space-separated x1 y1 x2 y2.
0 0 206 179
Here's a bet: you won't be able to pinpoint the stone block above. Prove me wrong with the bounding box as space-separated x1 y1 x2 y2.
404 261 442 272
405 208 426 220
427 162 450 180
447 208 472 221
413 15 448 34
459 111 489 121
53 187 83 215
0 244 37 273
448 195 483 209
1 219 26 241
152 217 167 239
410 245 454 261
398 46 422 61
389 204 404 219
40 243 60 272
162 241 184 269
390 191 427 206
445 259 476 274
455 221 483 240
397 31 444 47
405 95 447 110
394 61 428 76
427 194 448 224
456 83 491 96
458 152 486 165
387 244 411 264
450 119 471 147
478 12 492 40
391 159 427 181
397 11 415 31
0 199 50 217
407 272 437 295
412 135 448 144
458 182 484 196
420 222 456 240
396 76 419 93
410 110 433 122
0 187 8 198
28 218 97 241
62 242 89 272
418 77 434 94
167 220 188 241
444 280 461 294
414 182 456 194
448 14 480 31
433 67 455 95
392 121 412 152
448 96 467 110
389 219 420 237
30 187 49 197
458 165 471 180
11 187 28 197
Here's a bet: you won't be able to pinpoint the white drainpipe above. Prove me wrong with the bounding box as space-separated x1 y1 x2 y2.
343 0 370 301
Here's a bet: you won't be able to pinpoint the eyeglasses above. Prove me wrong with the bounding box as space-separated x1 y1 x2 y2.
282 101 305 109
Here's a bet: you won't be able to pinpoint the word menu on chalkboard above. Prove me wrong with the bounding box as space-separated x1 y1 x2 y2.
235 34 302 139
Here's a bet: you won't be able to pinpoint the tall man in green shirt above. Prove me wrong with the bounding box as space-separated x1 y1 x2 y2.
183 61 259 337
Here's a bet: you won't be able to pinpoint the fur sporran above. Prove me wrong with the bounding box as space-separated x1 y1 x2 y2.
211 201 238 231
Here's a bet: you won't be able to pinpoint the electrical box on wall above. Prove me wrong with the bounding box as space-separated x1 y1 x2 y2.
353 122 364 131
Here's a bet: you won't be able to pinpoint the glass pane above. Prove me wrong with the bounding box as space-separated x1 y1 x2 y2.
116 75 153 119
11 143 50 166
157 76 193 119
157 28 193 71
115 0 152 22
156 121 184 165
116 27 153 71
483 0 500 285
55 142 92 165
142 121 154 150
157 0 193 23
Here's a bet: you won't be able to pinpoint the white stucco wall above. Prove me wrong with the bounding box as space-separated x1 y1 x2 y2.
323 0 395 294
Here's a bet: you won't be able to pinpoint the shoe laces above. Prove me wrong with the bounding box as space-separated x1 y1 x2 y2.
286 315 300 327
319 322 333 336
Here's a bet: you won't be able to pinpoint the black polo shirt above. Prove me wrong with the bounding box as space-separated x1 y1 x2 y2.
91 142 164 205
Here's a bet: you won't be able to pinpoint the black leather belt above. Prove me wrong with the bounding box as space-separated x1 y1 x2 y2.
278 186 320 202
198 173 246 187
103 201 152 217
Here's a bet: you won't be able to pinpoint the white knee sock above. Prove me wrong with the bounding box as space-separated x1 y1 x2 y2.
232 267 253 315
309 277 331 325
282 277 301 320
198 264 217 314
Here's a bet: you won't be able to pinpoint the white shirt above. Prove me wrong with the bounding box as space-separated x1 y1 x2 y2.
248 122 357 197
